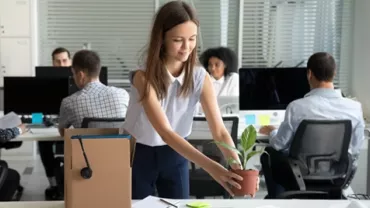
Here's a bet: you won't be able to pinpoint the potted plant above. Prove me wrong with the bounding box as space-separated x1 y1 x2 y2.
215 125 266 197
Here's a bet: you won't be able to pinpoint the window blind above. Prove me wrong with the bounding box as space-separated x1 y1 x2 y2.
241 0 354 95
38 0 155 90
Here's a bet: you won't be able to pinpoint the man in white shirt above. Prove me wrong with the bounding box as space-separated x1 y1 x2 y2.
259 52 365 198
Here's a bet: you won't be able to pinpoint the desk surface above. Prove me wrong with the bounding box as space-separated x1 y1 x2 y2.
13 127 269 142
0 200 368 208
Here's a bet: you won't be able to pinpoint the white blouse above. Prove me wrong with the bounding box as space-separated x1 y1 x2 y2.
123 66 207 146
194 72 239 115
211 72 239 96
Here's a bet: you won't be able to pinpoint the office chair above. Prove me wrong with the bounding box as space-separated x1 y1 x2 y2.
262 120 354 199
188 116 238 199
0 160 23 201
81 117 126 128
0 161 8 190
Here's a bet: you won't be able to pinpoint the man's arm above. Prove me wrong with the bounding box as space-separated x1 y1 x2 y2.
0 127 21 143
260 105 295 152
58 99 72 137
350 111 366 160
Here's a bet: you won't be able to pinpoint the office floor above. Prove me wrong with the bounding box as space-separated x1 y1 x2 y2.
2 155 268 201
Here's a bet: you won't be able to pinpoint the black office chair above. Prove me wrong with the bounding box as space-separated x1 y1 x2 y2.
263 120 354 199
0 161 8 190
81 117 126 128
188 116 239 199
0 160 23 201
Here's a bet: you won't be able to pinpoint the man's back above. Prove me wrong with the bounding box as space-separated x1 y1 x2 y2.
58 81 129 128
272 88 365 156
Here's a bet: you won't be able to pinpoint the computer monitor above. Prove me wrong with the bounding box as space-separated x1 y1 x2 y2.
239 67 310 110
35 66 108 94
4 77 70 115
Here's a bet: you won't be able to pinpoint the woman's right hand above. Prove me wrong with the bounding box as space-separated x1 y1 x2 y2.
206 162 243 197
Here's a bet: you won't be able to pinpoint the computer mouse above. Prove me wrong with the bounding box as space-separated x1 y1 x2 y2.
347 200 368 208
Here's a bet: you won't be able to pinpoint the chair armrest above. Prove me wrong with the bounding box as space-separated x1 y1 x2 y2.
276 190 329 199
1 141 22 150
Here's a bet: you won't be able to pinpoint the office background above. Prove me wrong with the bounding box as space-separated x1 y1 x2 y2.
0 0 370 199
2 0 368 111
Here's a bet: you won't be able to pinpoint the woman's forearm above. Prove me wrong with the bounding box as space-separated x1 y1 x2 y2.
215 130 241 164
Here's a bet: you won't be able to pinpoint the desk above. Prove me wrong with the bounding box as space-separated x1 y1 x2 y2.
12 127 269 142
0 200 368 208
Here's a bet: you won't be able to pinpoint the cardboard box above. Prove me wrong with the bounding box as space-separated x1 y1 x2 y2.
64 128 135 208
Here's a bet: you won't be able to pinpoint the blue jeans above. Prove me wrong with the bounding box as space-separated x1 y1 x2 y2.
132 143 189 199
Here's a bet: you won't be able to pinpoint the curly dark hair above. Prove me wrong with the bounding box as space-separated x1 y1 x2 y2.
199 47 238 77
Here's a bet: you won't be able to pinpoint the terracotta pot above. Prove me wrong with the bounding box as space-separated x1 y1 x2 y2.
231 169 259 197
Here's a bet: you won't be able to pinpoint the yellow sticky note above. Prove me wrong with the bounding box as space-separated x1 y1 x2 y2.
186 202 211 208
258 114 270 125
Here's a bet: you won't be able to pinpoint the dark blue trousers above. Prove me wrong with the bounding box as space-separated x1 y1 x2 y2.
132 143 189 199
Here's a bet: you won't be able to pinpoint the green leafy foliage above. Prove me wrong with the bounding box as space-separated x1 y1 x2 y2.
215 125 267 170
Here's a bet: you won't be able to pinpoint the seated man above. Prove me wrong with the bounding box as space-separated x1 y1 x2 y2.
38 47 72 200
259 52 365 198
43 50 129 200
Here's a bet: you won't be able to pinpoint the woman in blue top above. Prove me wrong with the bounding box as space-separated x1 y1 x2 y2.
123 1 255 199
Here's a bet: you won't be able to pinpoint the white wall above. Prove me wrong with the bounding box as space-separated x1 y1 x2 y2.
352 0 370 119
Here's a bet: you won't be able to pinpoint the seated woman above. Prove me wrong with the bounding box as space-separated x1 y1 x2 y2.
199 46 239 96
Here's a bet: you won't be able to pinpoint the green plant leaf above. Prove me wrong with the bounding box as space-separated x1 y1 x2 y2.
246 149 268 162
227 157 240 166
241 150 247 170
240 125 257 152
214 141 241 156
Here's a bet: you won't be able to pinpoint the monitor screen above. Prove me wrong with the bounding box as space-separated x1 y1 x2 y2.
239 67 310 110
4 77 70 115
35 66 108 85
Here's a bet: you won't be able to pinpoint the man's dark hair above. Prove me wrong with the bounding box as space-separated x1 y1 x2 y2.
199 47 238 77
307 52 336 82
72 50 101 77
52 47 71 60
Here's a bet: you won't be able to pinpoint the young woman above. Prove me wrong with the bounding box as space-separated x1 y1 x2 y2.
200 47 239 96
123 1 255 199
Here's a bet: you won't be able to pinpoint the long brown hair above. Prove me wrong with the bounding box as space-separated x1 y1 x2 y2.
140 1 199 101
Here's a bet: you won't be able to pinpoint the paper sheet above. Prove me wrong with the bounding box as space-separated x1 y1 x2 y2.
0 112 21 129
132 196 180 208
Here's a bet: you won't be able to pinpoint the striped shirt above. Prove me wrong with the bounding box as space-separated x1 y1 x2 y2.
123 66 207 146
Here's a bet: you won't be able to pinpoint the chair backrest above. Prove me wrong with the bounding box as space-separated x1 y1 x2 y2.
81 117 125 128
189 116 239 167
289 119 352 181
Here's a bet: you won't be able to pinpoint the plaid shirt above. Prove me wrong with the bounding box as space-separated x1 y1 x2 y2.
0 127 20 143
59 81 129 129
